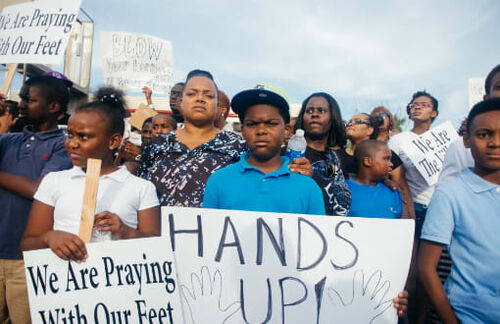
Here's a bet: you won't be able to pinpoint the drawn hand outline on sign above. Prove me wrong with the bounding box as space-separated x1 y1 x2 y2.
326 269 393 324
181 266 241 324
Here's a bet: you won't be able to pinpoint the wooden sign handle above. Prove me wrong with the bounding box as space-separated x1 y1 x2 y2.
78 158 102 243
1 64 17 96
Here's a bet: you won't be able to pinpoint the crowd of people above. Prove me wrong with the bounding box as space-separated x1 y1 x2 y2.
0 63 498 324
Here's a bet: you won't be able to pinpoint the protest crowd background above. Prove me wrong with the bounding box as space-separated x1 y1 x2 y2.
0 1 499 324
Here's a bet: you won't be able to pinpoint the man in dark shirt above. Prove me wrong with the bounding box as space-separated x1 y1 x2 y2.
293 92 351 216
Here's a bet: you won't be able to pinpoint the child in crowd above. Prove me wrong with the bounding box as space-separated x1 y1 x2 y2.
418 98 500 323
347 140 406 219
0 75 73 323
0 98 19 134
141 117 154 144
20 94 161 262
203 84 325 215
152 113 177 136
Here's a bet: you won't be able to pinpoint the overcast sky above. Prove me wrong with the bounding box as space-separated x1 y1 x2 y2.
6 0 500 129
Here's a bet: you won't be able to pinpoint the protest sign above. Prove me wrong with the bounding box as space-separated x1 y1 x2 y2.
101 31 174 94
163 207 414 324
468 77 486 109
130 104 158 130
0 0 81 64
400 121 459 186
24 237 183 324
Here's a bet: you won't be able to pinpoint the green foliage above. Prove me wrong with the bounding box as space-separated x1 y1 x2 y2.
393 111 407 132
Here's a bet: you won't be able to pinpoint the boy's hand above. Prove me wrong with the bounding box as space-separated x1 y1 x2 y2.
43 231 87 262
288 157 313 177
0 93 7 115
393 290 408 317
94 211 128 239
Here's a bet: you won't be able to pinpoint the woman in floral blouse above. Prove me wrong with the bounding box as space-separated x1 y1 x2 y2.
138 70 246 207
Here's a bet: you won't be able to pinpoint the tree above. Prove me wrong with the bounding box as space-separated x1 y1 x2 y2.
393 110 407 132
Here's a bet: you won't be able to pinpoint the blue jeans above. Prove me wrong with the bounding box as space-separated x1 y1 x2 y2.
414 202 428 240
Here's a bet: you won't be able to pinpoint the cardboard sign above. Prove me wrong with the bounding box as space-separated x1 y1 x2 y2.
130 104 158 130
78 158 102 243
400 121 459 186
163 207 414 324
23 237 183 323
0 0 82 64
101 31 174 94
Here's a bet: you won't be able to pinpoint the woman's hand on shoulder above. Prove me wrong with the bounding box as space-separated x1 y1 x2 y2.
43 230 87 262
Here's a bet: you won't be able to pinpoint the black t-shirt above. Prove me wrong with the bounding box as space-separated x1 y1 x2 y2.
305 146 329 165
335 147 402 178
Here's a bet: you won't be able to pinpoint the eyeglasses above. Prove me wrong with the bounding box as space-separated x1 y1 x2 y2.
409 102 432 109
377 113 389 119
347 119 370 126
305 107 328 115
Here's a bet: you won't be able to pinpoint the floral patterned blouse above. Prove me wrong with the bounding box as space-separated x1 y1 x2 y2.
306 146 352 216
138 131 246 207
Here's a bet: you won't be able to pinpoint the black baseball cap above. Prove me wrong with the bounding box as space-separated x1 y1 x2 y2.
231 83 290 123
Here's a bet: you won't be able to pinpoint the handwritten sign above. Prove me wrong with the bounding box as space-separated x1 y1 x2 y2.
101 31 174 94
401 121 459 186
23 237 183 324
0 0 81 64
163 207 414 324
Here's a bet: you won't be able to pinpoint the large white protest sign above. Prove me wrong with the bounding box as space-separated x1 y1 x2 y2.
101 31 174 94
163 207 414 324
0 0 81 64
24 237 183 324
400 121 459 186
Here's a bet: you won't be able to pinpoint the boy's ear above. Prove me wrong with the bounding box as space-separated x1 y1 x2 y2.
431 110 438 119
108 133 122 150
362 156 373 167
463 132 471 149
48 101 61 115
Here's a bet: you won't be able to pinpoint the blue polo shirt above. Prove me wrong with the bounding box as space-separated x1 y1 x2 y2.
0 127 72 259
203 153 325 215
346 178 402 219
421 168 500 323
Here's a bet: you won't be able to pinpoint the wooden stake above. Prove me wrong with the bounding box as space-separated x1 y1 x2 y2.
78 158 102 243
1 64 17 96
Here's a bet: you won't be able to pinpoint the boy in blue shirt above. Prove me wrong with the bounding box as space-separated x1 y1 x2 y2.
347 139 405 219
203 84 325 215
0 75 72 323
418 98 500 323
